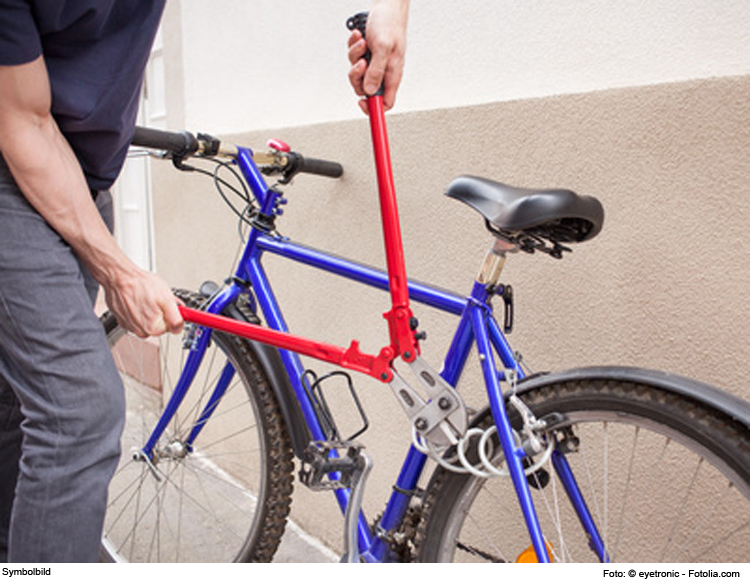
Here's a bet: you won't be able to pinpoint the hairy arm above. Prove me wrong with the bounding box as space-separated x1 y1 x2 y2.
0 56 182 337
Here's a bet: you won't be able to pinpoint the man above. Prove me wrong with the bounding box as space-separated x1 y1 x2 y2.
0 0 408 563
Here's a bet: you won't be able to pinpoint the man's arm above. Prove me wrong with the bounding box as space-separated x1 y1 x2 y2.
348 0 410 112
0 56 182 338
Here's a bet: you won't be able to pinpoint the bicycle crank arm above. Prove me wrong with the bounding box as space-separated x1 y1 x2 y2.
341 450 373 563
389 356 468 447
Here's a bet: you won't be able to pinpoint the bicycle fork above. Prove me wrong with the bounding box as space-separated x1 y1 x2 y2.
134 286 243 467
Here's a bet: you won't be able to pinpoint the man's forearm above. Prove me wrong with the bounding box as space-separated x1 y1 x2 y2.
1 109 181 337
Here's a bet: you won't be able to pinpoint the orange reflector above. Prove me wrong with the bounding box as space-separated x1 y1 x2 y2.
516 541 554 563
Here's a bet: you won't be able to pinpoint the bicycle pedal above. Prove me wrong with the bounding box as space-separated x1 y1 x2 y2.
299 440 373 562
299 440 368 491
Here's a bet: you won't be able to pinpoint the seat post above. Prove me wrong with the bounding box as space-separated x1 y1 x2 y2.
477 238 517 288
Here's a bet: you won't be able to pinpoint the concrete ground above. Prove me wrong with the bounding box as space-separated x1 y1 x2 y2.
272 520 338 563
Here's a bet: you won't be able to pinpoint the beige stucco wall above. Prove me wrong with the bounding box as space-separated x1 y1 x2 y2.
150 73 750 552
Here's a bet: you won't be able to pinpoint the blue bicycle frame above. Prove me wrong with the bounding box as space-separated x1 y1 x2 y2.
140 102 609 563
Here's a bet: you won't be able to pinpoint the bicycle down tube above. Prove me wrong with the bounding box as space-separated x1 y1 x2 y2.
135 91 575 563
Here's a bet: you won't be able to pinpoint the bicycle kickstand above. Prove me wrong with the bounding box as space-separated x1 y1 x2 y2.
341 449 373 563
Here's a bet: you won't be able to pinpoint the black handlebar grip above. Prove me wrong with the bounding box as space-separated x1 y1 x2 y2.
132 126 199 157
293 154 344 179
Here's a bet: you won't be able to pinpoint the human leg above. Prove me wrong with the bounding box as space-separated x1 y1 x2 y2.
0 160 124 562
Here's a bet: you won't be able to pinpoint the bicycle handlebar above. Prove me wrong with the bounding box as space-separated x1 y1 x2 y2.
131 125 343 181
285 153 344 180
132 126 200 156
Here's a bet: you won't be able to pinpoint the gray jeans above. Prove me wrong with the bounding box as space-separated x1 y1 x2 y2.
0 158 124 562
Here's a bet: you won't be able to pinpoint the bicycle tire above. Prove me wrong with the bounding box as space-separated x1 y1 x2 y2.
416 376 750 562
100 289 294 562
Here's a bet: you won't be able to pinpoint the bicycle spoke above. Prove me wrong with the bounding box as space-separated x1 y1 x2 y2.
114 466 171 559
461 511 509 563
689 518 750 562
181 464 253 541
104 292 294 563
659 456 703 560
106 466 150 531
610 425 639 561
673 482 747 561
193 424 258 454
173 343 222 436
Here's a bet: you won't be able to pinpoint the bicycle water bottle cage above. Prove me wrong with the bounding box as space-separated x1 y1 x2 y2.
446 176 604 259
301 369 369 442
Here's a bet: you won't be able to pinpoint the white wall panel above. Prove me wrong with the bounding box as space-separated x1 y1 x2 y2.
177 0 750 132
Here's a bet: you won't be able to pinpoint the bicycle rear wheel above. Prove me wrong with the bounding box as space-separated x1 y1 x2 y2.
417 376 750 562
101 289 294 562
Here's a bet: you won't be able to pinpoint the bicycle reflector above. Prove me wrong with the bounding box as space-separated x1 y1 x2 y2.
516 541 554 563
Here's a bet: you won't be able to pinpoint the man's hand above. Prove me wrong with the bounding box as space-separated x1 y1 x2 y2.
102 267 183 338
348 0 409 113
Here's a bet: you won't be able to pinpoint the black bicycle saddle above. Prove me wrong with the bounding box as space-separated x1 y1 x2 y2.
446 175 604 245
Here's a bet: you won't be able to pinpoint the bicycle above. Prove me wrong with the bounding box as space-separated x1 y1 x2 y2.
100 13 750 564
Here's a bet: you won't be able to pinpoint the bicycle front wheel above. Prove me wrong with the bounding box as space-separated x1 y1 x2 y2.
101 289 294 562
417 376 750 562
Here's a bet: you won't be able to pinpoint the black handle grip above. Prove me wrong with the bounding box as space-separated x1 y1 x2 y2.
291 154 344 179
346 12 370 62
347 11 384 98
132 126 199 157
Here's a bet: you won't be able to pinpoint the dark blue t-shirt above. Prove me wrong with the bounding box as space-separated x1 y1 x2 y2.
0 0 166 190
